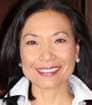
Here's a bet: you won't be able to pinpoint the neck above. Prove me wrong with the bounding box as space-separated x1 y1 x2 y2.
31 82 73 105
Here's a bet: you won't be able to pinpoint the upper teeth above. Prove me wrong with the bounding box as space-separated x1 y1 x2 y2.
38 68 59 73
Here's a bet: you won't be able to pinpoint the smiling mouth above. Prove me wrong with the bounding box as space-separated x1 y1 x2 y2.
36 67 60 77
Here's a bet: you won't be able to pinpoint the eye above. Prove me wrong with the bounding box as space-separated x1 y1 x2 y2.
26 40 38 45
55 38 66 44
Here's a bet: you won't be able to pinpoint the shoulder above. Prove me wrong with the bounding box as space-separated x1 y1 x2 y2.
8 76 29 97
70 75 92 105
0 77 30 105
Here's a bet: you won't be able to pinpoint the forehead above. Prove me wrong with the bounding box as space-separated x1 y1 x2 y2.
21 10 73 36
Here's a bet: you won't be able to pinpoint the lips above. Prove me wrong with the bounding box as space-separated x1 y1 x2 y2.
36 66 60 77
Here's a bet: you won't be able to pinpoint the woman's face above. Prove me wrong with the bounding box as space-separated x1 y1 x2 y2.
20 10 80 89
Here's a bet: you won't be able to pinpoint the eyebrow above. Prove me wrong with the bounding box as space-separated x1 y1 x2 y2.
23 33 38 39
23 31 69 39
52 31 69 37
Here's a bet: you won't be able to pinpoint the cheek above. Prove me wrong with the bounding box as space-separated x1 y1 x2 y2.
20 51 35 67
20 47 41 77
19 48 36 79
54 43 77 75
55 44 77 61
20 45 40 61
57 46 77 79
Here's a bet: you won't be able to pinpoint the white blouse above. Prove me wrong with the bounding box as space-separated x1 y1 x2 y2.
0 75 92 105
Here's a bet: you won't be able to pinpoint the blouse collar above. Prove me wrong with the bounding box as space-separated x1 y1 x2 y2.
69 75 92 105
7 75 92 105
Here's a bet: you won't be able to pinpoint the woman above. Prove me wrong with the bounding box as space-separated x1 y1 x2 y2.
0 0 92 105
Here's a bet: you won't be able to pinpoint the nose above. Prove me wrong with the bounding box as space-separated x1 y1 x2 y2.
39 46 56 62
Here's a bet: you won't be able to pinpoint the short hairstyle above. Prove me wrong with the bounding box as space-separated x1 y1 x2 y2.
0 0 92 99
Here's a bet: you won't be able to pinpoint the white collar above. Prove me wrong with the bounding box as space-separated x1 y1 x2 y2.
69 75 92 105
8 75 92 104
8 77 29 104
9 77 29 97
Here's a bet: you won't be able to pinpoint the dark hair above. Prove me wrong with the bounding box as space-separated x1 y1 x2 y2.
0 0 92 100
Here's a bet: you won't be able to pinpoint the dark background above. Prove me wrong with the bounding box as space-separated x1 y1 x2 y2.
0 0 92 29
0 0 92 38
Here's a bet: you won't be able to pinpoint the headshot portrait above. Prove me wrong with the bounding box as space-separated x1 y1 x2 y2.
0 0 92 105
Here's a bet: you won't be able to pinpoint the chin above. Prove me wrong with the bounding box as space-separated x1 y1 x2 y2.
32 80 63 90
